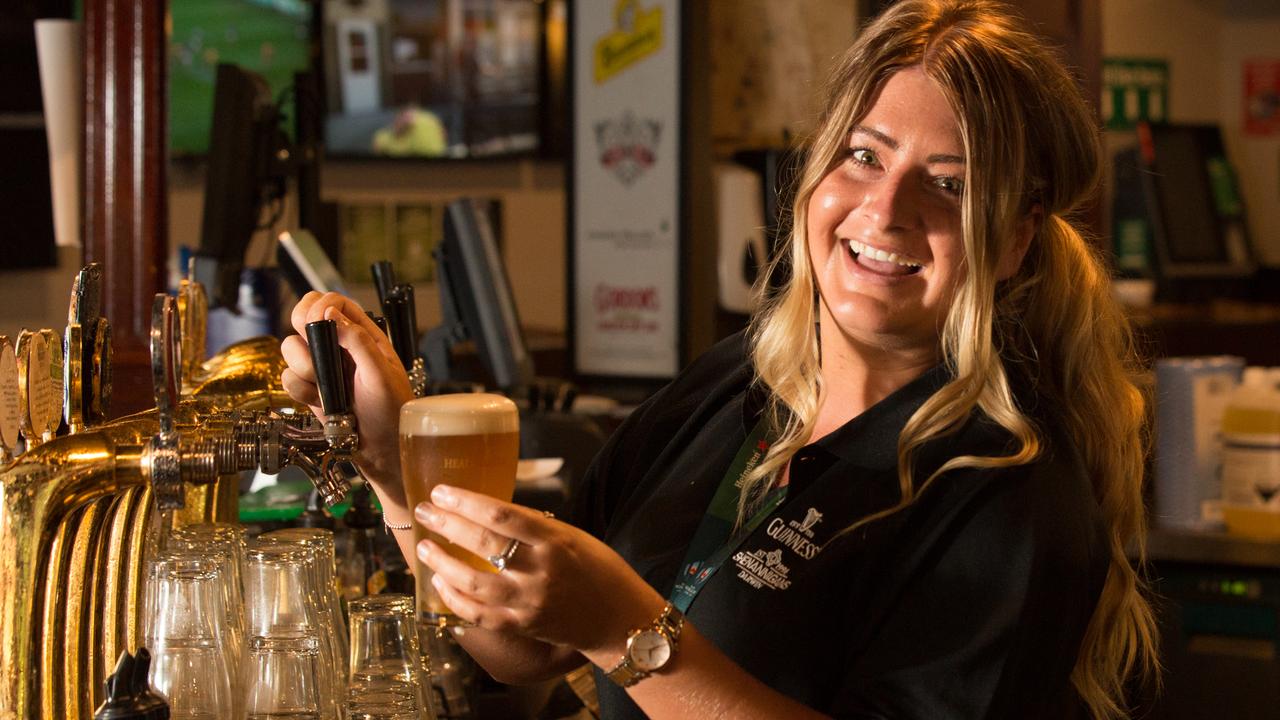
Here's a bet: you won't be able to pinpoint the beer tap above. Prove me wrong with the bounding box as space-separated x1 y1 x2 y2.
371 261 427 396
140 294 221 510
64 263 112 433
297 317 358 505
383 284 428 396
176 257 208 388
137 296 361 510
0 336 19 464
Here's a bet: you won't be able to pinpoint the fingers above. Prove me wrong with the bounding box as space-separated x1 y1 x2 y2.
323 307 385 370
428 571 520 630
416 501 525 564
417 538 518 605
303 292 400 360
289 291 324 339
280 367 321 409
280 334 315 383
426 485 553 545
287 291 401 370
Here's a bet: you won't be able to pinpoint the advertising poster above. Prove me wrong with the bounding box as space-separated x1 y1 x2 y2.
1243 59 1280 137
572 0 681 378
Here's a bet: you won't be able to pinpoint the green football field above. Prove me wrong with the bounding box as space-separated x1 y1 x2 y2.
169 0 311 156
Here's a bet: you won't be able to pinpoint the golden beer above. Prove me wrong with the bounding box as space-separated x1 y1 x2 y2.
399 393 519 626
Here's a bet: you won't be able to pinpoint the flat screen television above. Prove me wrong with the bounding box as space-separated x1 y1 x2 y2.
422 198 534 391
322 0 564 159
169 0 314 157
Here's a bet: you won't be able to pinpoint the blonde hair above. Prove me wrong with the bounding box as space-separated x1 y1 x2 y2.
745 1 1158 717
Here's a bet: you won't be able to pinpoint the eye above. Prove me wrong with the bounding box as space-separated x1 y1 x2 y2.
847 147 879 167
933 175 964 197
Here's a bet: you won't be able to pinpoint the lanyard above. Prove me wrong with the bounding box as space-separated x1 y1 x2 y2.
669 418 786 613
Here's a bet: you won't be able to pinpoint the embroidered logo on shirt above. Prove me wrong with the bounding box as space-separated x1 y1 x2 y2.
799 507 823 534
764 506 825 560
732 548 792 590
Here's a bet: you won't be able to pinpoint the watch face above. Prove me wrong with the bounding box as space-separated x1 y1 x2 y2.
628 629 672 672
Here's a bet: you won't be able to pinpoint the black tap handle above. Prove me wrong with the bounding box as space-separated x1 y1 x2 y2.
365 311 390 338
383 285 418 371
371 261 397 306
306 319 351 416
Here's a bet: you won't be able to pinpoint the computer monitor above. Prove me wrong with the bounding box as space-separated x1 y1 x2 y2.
1138 122 1255 280
198 63 289 310
276 229 350 297
421 198 535 391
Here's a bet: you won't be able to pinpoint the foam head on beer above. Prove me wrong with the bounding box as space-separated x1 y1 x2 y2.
399 392 520 438
399 393 519 624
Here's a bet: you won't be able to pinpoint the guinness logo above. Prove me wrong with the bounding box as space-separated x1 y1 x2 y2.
799 507 823 534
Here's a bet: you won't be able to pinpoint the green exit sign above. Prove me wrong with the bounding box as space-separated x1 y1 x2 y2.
1104 58 1169 130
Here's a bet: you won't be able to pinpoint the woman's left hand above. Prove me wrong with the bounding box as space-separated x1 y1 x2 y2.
415 484 664 657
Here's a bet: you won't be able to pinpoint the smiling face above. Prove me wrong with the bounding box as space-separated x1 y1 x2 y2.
807 66 969 358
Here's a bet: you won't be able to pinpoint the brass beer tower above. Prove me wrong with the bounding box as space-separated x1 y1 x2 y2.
0 265 361 718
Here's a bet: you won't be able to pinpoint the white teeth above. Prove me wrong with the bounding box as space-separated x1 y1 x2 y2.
846 239 922 268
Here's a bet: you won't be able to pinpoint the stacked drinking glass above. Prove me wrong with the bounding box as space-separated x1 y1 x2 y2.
166 523 249 716
346 594 435 720
143 554 236 719
243 538 343 719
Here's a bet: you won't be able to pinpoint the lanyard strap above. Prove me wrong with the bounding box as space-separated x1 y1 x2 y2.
669 418 786 613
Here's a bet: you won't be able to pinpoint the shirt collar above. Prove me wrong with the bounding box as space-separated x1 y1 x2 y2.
812 363 952 470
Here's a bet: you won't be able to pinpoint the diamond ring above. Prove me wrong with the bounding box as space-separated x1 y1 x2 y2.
488 537 520 572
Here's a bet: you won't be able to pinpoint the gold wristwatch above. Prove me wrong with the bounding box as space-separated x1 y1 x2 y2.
604 602 685 687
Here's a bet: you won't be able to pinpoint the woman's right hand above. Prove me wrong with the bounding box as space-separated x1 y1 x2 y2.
279 291 414 502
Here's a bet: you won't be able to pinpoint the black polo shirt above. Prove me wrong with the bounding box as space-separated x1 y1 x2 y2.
568 332 1108 720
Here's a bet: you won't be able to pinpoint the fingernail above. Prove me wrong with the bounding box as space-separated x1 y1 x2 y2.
417 541 431 564
419 506 442 527
431 574 445 591
324 306 350 325
432 485 458 507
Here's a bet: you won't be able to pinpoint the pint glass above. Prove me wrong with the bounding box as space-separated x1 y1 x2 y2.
399 393 519 627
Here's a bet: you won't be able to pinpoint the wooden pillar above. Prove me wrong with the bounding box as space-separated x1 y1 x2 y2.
82 0 168 417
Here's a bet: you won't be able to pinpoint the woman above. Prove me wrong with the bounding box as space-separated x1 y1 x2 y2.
281 1 1159 717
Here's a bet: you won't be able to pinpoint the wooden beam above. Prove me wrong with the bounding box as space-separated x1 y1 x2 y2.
82 0 168 417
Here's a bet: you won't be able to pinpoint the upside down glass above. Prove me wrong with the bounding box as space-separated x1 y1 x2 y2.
243 540 341 720
346 594 434 720
144 555 235 719
166 523 249 717
399 393 519 628
245 634 323 720
261 527 350 685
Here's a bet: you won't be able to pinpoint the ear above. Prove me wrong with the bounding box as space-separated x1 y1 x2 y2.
996 204 1040 280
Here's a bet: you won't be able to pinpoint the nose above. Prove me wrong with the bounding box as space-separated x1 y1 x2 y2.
860 170 920 232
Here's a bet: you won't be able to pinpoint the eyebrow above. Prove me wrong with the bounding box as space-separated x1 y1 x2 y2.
850 125 966 165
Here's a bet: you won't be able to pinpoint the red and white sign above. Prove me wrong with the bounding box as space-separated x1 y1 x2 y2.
1244 59 1280 136
572 1 681 378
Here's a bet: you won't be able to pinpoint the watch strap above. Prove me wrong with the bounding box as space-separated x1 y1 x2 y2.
604 603 684 688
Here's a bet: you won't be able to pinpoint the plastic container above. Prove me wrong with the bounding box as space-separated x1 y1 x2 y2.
1154 356 1244 529
1221 366 1280 538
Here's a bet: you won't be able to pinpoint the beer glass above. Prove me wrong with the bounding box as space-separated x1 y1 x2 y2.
144 556 235 719
245 634 323 720
261 527 350 683
346 594 434 720
244 540 341 719
399 393 519 627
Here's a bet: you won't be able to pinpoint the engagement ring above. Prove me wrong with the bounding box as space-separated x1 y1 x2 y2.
488 537 520 572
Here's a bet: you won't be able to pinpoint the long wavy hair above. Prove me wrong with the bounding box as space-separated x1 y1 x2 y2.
744 1 1158 716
